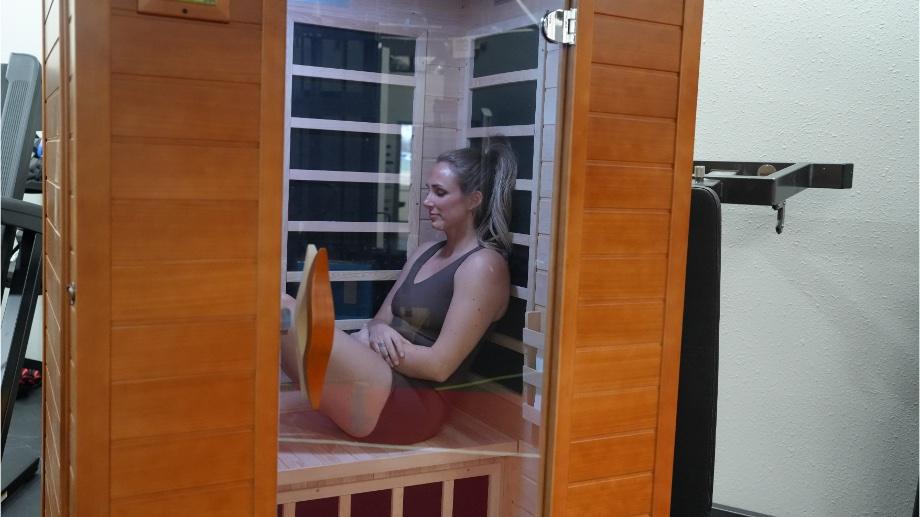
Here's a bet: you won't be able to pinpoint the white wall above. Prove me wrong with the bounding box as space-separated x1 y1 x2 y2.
695 1 918 515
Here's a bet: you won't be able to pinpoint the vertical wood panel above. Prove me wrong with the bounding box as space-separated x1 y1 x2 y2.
651 0 705 513
549 0 703 514
70 0 112 513
255 1 285 513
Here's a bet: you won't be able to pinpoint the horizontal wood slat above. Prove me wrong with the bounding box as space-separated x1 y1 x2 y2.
45 139 61 186
112 200 258 262
584 163 673 210
112 319 255 381
578 257 668 301
587 115 676 164
571 387 658 439
110 430 253 498
581 211 670 255
112 13 261 83
45 257 63 324
576 301 664 348
111 75 260 142
574 344 661 392
569 431 656 482
590 65 678 119
45 41 62 98
568 473 653 516
592 16 682 72
112 262 256 322
111 142 259 200
46 89 61 139
111 0 263 24
46 181 62 231
595 0 684 26
110 481 253 517
111 371 254 440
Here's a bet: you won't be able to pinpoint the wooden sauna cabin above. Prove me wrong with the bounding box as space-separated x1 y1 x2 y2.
40 0 702 515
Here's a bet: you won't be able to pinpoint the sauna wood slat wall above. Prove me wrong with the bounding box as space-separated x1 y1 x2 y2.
52 1 284 514
546 0 704 515
42 0 70 514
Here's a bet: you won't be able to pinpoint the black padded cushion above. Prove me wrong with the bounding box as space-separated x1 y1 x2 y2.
672 186 721 516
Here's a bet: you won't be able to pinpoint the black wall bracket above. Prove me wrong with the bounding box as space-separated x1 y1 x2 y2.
691 161 854 233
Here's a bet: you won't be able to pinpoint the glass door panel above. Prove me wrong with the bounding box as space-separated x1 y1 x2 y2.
280 2 565 516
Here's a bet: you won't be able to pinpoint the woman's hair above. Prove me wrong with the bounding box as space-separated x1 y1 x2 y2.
436 138 517 256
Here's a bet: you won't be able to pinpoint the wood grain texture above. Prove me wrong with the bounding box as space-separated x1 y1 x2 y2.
571 387 658 439
651 0 705 513
112 12 261 83
111 0 263 24
111 371 254 440
46 180 61 231
111 199 258 262
568 473 653 517
111 319 255 381
581 210 670 255
256 1 285 512
595 0 684 26
569 430 656 482
110 481 253 517
111 261 257 322
592 15 682 72
45 41 61 99
574 344 661 392
584 163 673 210
45 139 61 186
111 75 260 142
575 302 664 347
586 114 676 164
45 90 61 139
111 142 259 200
590 65 678 119
110 430 253 498
70 0 112 512
546 0 596 512
578 256 668 301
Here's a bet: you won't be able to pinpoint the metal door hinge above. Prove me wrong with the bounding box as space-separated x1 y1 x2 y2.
542 8 577 45
67 283 76 305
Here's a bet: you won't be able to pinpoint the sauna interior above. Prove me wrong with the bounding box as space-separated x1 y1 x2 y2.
37 0 703 514
276 1 563 515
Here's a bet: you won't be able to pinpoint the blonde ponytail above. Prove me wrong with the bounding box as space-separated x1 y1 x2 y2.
436 138 518 256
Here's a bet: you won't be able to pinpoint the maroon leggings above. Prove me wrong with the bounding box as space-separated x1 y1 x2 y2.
358 371 449 445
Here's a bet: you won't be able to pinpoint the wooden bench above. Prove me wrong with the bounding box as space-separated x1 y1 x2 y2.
276 380 539 517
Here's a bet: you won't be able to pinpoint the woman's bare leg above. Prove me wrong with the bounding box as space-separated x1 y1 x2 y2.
319 329 393 438
281 295 391 437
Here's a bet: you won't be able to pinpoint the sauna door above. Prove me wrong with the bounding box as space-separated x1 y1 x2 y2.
277 0 702 515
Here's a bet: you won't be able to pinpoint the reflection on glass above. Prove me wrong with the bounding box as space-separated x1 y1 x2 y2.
291 77 414 124
293 23 415 75
471 81 537 127
510 190 532 234
286 280 395 320
469 136 534 179
473 342 525 393
290 129 403 173
287 232 407 272
473 25 539 78
287 181 408 222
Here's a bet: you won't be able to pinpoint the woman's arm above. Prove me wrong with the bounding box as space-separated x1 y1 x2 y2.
393 249 509 382
364 241 442 365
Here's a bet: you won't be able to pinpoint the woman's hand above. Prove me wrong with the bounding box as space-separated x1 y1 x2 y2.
366 320 409 367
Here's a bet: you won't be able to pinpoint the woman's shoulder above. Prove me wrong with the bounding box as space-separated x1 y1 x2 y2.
456 247 509 282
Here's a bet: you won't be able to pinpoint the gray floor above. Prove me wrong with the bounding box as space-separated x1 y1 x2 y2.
2 385 42 517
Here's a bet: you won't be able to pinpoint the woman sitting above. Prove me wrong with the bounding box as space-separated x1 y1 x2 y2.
281 141 517 445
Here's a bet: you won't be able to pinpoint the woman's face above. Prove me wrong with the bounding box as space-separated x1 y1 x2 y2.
423 162 480 232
